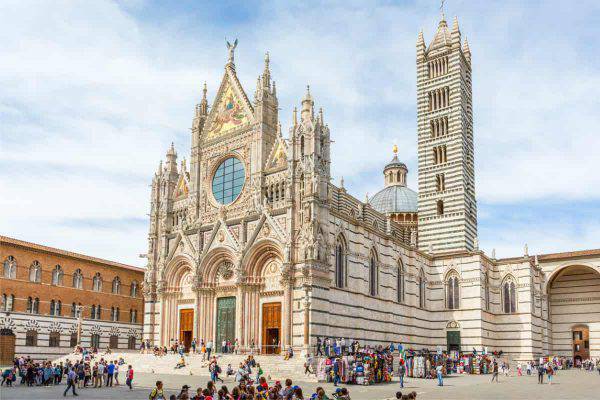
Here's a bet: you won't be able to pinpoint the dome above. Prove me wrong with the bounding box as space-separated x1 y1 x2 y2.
370 185 418 214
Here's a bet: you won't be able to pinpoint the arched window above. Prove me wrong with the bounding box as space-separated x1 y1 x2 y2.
418 269 426 309
130 281 138 297
56 300 62 316
92 273 102 292
71 302 77 317
128 336 137 350
437 200 444 215
3 256 16 279
130 309 137 323
369 251 378 296
29 261 42 283
446 272 460 310
503 277 517 314
1 294 14 312
110 335 119 349
70 332 78 347
27 297 33 313
96 305 102 320
52 265 64 285
300 135 305 157
50 299 56 315
72 269 83 289
334 236 347 288
91 304 96 319
33 298 39 314
90 334 100 348
111 307 120 322
112 276 121 294
483 271 490 311
397 261 405 303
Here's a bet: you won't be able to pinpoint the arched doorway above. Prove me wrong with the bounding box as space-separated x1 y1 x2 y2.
548 265 600 359
446 321 461 352
0 328 16 365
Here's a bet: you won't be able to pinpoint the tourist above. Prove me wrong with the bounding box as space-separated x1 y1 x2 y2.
114 361 120 385
191 338 197 354
175 356 186 369
490 361 499 383
436 362 443 386
126 365 134 390
398 359 406 388
63 367 78 397
537 362 545 384
546 362 554 385
316 337 323 356
526 362 532 375
210 360 223 383
255 362 264 384
206 340 213 359
106 360 115 386
150 380 166 400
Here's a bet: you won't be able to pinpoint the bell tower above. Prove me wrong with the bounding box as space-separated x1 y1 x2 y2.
416 13 477 253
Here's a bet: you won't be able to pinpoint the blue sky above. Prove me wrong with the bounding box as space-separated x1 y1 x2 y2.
1 0 599 266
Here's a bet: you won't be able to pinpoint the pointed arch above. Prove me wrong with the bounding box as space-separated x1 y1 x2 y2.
3 256 16 279
418 268 427 309
72 269 83 289
29 261 41 283
334 233 348 288
368 248 379 296
198 247 236 283
445 269 460 310
502 274 517 314
52 265 63 285
397 259 405 303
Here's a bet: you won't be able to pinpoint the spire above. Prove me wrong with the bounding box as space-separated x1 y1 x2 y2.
417 30 426 59
452 16 460 33
165 143 178 174
428 12 451 50
451 15 461 47
301 85 314 121
463 37 471 62
199 82 208 115
263 52 271 88
272 80 276 96
293 107 298 126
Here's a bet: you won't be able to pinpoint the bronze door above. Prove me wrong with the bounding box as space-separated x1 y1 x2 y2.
216 297 236 351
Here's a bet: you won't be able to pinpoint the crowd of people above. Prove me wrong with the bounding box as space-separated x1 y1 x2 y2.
1 353 134 396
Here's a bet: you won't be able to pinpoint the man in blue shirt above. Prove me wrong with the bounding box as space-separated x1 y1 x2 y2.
106 361 115 387
63 368 78 397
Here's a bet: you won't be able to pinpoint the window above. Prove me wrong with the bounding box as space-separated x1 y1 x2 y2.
56 300 62 316
128 336 137 350
573 331 583 341
90 334 100 348
436 174 445 192
111 307 120 322
300 135 305 157
437 200 444 215
130 309 138 323
130 281 138 297
91 304 96 319
91 305 102 320
25 330 38 346
502 277 517 314
428 86 449 111
72 269 83 289
430 116 449 138
1 294 14 312
52 265 64 285
29 261 42 283
70 332 78 347
211 157 245 205
3 256 16 279
433 145 447 164
27 297 40 314
446 273 460 310
397 261 405 303
428 56 448 78
49 332 60 347
334 237 347 288
92 273 102 292
418 269 427 309
369 252 378 296
71 302 77 317
483 272 490 311
50 300 55 315
112 277 121 294
109 335 119 349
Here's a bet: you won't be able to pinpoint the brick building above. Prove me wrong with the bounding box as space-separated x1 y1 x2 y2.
0 235 144 362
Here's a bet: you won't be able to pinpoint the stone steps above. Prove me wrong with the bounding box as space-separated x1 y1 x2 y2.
53 352 315 381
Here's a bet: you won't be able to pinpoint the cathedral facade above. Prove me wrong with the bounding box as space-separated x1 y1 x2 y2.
142 16 600 362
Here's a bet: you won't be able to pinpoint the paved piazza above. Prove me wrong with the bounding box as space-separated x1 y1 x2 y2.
2 369 600 400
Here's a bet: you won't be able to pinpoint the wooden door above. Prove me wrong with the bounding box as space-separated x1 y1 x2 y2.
262 302 281 354
0 329 16 365
179 309 194 351
216 297 236 351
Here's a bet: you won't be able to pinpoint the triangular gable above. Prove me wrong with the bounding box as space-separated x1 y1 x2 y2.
266 134 288 170
174 174 189 199
205 67 254 140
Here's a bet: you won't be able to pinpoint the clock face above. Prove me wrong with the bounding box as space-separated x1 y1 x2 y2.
212 157 245 205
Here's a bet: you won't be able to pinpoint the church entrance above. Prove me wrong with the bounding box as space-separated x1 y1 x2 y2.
261 302 281 354
216 297 236 351
0 329 16 365
179 308 194 351
446 330 461 352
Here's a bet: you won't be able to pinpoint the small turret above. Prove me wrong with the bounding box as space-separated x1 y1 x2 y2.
417 30 426 61
463 37 471 63
165 143 178 174
383 145 408 187
301 85 314 122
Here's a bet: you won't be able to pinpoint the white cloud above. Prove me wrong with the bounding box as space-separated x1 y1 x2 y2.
0 0 598 265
